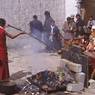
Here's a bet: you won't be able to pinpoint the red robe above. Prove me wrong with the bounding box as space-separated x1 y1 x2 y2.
0 26 9 80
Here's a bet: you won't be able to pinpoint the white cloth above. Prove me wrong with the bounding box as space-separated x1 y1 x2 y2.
49 25 55 42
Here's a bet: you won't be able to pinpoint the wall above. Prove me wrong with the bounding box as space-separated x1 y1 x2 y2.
0 0 65 32
84 0 95 20
65 0 77 19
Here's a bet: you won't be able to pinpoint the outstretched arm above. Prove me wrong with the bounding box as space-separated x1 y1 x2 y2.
6 32 26 39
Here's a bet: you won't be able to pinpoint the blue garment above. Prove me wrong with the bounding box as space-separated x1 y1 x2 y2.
29 19 43 41
30 19 43 32
31 28 42 41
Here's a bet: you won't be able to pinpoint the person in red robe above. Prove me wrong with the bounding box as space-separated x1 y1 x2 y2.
0 18 26 81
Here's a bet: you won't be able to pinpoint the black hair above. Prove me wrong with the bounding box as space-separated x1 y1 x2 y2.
33 15 37 19
67 17 71 21
89 16 93 18
0 18 6 27
76 14 81 17
44 11 50 16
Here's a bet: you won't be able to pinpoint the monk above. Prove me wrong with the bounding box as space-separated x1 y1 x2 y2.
0 18 26 81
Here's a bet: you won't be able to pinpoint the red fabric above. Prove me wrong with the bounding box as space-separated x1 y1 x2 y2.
90 57 95 69
0 27 9 80
84 51 95 69
0 64 4 79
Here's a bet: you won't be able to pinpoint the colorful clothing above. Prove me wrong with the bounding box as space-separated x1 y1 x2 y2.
0 26 9 80
63 21 74 40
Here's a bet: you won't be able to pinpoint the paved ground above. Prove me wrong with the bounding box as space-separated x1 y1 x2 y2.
8 35 60 76
4 35 95 95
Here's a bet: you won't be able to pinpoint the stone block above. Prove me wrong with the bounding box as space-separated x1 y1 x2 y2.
67 82 84 92
75 72 85 83
60 59 82 73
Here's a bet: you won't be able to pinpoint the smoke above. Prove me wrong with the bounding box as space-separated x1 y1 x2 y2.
7 34 45 54
8 33 61 75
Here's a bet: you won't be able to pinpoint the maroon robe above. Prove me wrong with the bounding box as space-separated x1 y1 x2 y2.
0 26 9 80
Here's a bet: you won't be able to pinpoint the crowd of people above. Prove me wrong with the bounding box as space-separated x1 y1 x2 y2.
29 12 95 80
29 11 62 52
29 11 95 52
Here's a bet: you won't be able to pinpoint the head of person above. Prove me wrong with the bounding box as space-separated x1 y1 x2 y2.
44 11 50 18
71 15 75 21
91 25 95 32
76 14 81 20
51 21 55 26
89 16 93 21
33 15 38 20
0 18 6 28
67 17 71 23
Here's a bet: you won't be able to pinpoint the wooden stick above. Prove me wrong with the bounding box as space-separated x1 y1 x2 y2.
8 24 48 47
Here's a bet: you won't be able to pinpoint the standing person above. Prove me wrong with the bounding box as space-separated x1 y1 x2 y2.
49 21 62 51
29 15 43 40
75 14 85 37
0 18 26 81
70 15 77 38
44 11 54 49
62 17 74 48
44 11 55 33
44 11 60 51
87 16 95 30
62 17 74 40
87 16 95 37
